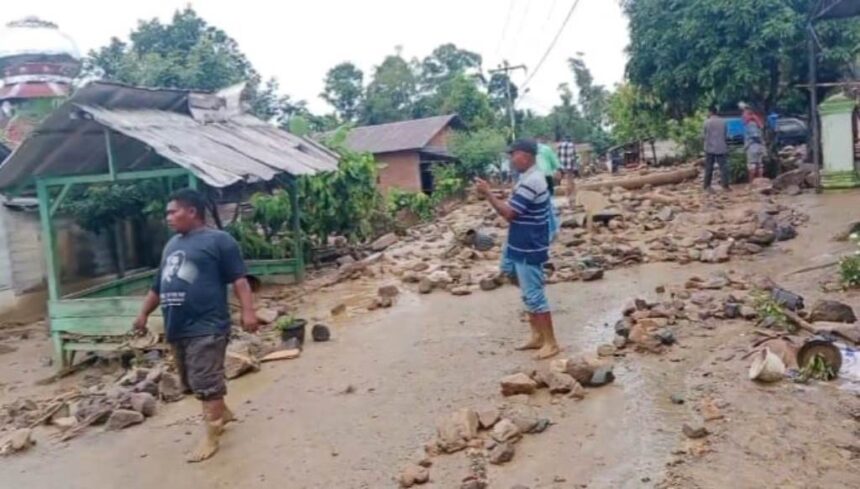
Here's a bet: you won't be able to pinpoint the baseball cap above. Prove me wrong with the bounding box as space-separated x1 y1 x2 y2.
506 139 538 156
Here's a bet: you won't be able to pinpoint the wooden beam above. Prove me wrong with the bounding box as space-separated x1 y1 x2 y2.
49 183 73 217
36 179 60 301
188 172 199 190
40 168 191 187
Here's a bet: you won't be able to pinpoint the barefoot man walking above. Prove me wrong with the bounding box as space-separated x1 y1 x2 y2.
476 139 560 359
133 189 258 462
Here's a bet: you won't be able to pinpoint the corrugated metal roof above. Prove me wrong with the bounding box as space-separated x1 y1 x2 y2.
0 81 339 190
342 114 462 154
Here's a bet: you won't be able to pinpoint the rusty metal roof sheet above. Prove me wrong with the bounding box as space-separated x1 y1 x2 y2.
342 114 462 154
0 81 339 190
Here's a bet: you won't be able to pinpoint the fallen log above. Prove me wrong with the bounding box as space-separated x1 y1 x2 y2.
577 166 699 192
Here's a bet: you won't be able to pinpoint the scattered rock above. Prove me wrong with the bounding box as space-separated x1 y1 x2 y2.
748 229 776 246
544 372 578 394
751 178 774 194
588 365 616 387
378 284 400 299
418 278 434 294
336 255 355 267
582 268 605 281
613 335 627 349
477 407 501 430
700 399 724 421
568 382 587 400
724 303 741 319
614 318 632 338
809 300 857 324
158 373 185 403
225 350 260 380
479 276 501 291
428 270 453 286
655 328 676 346
500 373 538 396
255 308 279 324
307 324 330 342
682 422 709 439
399 464 430 487
670 394 685 405
1 428 34 454
450 286 472 296
784 184 802 196
740 306 758 320
656 207 675 222
775 224 797 241
560 357 597 385
106 410 145 430
597 344 617 357
370 233 398 252
129 393 157 417
52 416 77 430
489 442 515 465
330 303 347 316
491 419 522 443
436 409 480 454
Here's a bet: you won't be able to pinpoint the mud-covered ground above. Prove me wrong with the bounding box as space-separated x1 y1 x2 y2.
1 181 859 489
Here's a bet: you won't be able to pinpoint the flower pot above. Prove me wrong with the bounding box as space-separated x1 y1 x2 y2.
279 319 307 347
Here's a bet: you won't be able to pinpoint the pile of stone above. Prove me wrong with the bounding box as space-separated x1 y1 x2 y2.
0 365 186 454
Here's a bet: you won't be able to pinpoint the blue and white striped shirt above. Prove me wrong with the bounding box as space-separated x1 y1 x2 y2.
506 166 550 264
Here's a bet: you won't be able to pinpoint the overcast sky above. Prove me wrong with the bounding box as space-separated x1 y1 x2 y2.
1 0 629 115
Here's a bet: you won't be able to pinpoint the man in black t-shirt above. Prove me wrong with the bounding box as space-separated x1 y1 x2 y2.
134 188 258 463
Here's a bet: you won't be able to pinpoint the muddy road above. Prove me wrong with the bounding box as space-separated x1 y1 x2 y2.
2 191 860 488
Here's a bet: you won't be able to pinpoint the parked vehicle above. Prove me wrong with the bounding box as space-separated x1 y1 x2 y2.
725 114 808 147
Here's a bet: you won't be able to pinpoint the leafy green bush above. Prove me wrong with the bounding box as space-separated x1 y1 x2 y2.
431 164 467 203
449 128 507 180
60 181 168 234
387 189 433 221
838 233 860 288
667 111 705 159
728 150 748 184
226 220 293 259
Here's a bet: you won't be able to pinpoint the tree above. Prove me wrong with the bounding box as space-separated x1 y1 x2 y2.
362 52 418 124
624 0 860 117
321 62 364 122
435 74 495 129
449 128 507 179
568 56 613 153
418 43 482 89
608 83 668 143
84 6 293 120
487 72 519 113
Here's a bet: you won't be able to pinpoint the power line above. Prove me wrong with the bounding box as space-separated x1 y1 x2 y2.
520 0 582 91
509 0 534 60
494 0 516 58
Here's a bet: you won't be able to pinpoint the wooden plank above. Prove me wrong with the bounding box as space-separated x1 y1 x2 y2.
63 342 129 351
40 168 190 187
51 315 163 336
49 297 161 318
49 183 73 217
64 269 157 299
248 259 298 276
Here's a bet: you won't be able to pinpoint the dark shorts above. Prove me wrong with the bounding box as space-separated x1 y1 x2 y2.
172 334 228 401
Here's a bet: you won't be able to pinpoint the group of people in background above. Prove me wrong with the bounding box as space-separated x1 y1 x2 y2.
702 103 768 192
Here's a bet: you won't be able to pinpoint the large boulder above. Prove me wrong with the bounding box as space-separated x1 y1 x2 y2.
435 409 480 454
809 300 857 324
370 233 398 251
106 409 144 430
500 373 538 396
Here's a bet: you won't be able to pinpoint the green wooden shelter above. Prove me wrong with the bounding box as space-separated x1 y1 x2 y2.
0 81 339 368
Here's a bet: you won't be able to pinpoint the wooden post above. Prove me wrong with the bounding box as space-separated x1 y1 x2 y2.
288 176 304 281
188 173 199 190
36 179 60 301
104 129 117 181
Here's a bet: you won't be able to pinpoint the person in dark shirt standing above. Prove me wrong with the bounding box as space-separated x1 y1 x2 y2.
702 105 730 192
133 189 258 463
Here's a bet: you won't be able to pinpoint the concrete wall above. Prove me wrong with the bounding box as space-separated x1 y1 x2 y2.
1 206 44 294
0 207 13 292
377 151 422 192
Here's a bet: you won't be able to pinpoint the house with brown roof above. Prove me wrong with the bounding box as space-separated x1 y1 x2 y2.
341 114 463 193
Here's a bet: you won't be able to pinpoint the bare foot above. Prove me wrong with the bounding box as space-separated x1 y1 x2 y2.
187 421 223 463
534 344 561 360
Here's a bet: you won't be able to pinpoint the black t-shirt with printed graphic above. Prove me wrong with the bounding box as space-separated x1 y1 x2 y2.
152 228 247 343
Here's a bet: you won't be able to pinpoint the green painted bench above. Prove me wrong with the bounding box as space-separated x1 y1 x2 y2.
49 258 302 369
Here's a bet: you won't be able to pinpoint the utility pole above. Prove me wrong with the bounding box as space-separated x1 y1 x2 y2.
489 61 526 139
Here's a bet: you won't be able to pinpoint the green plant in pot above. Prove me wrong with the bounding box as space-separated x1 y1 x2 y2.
275 315 307 346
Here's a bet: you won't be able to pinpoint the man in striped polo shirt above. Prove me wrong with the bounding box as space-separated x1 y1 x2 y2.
475 139 560 359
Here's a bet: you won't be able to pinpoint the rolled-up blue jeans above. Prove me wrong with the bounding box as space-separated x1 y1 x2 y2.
500 250 550 314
